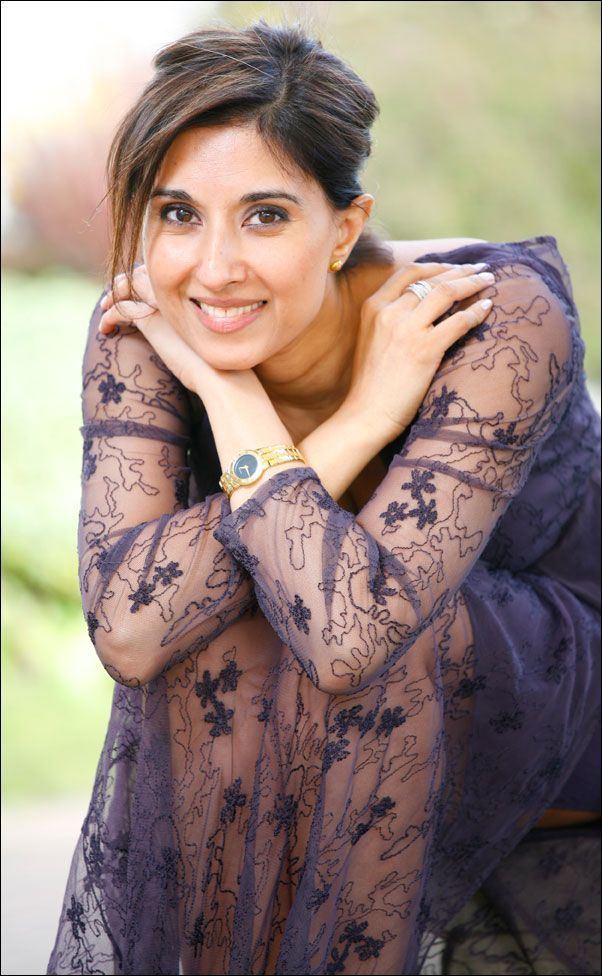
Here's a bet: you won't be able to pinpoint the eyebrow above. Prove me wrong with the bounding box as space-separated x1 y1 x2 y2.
150 187 302 206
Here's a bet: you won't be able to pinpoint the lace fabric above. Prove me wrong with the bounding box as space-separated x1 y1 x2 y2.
419 821 601 975
47 236 601 975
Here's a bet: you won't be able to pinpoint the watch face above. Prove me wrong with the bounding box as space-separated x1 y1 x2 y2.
233 452 260 483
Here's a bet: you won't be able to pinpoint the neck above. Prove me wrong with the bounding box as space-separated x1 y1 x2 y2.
253 268 373 441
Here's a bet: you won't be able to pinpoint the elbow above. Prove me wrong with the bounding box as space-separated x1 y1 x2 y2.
101 658 152 688
302 640 415 697
314 674 378 697
92 629 158 688
302 656 374 698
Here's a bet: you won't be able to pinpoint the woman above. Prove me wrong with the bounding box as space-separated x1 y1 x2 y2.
47 19 600 976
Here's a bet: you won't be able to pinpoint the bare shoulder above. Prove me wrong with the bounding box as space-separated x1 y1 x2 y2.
347 237 490 311
388 238 488 266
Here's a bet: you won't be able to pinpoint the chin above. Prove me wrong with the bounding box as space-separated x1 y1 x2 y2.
198 346 262 373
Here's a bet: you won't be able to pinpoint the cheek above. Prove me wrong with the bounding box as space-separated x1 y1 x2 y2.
144 234 191 287
269 249 326 303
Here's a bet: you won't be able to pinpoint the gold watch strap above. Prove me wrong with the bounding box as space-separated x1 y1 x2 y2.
219 444 307 498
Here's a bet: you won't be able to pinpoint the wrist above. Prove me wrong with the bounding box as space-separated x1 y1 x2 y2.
195 367 305 490
331 399 396 455
191 360 248 402
297 402 389 503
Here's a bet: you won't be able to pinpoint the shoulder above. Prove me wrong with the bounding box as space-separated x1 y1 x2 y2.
387 238 488 267
401 235 577 327
347 238 490 305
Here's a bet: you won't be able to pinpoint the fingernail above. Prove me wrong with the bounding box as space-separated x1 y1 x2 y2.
473 262 490 271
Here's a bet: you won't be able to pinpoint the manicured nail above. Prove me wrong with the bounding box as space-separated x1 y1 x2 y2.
473 262 489 271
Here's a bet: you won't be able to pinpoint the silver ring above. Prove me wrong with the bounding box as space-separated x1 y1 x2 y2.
405 279 435 300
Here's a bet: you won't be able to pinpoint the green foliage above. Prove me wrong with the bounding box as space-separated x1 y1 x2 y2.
220 0 601 378
2 2 600 800
2 269 114 804
2 574 113 801
2 269 101 599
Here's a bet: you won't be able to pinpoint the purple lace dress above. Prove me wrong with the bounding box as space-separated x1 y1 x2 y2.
47 236 600 975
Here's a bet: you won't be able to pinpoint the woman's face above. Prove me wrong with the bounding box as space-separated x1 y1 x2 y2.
141 123 369 373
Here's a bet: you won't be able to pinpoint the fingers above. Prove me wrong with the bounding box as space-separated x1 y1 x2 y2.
431 262 490 283
98 299 154 334
430 295 493 352
98 265 154 333
391 270 496 324
436 270 496 303
100 273 127 311
366 261 489 309
100 265 149 311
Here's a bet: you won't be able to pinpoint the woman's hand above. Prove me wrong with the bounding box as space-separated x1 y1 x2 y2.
344 261 496 443
98 264 219 395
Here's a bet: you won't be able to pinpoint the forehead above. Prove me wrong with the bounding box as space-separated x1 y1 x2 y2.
155 124 314 198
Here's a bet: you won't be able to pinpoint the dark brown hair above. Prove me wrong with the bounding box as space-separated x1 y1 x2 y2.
103 18 396 297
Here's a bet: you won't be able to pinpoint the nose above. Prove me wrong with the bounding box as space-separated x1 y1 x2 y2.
192 224 247 292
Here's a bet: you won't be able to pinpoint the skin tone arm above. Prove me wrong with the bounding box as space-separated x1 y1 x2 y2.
100 280 600 830
196 349 602 831
194 365 381 511
191 258 495 508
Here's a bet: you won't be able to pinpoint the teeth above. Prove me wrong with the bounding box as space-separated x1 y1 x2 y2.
197 300 264 318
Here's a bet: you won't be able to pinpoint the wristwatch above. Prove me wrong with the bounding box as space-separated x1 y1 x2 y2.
219 444 307 499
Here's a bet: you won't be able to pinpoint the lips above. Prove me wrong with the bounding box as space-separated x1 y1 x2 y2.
190 298 267 334
192 299 266 316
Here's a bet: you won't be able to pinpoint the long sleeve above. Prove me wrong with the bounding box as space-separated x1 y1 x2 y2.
48 238 600 976
213 260 578 695
78 292 257 687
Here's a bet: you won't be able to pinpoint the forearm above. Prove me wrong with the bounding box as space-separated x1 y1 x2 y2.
296 405 389 502
80 492 258 686
206 376 410 695
194 367 310 510
196 365 389 509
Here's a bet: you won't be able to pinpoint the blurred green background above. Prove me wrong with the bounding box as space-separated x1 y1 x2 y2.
2 0 600 805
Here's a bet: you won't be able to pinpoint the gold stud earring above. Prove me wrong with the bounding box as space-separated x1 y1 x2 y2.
329 258 344 273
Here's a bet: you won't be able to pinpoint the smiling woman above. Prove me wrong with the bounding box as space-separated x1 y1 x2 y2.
47 17 600 976
136 120 383 385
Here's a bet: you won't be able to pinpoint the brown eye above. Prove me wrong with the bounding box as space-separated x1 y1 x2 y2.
248 206 289 227
160 205 195 224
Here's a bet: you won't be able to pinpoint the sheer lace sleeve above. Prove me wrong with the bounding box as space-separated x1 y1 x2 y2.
79 293 256 687
213 260 577 695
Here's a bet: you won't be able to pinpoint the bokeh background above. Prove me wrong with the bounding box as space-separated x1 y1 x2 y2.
1 1 600 972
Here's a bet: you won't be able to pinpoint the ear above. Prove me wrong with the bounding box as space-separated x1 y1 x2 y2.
333 193 375 257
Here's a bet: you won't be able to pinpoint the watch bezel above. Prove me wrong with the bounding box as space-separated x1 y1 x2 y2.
231 448 266 486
